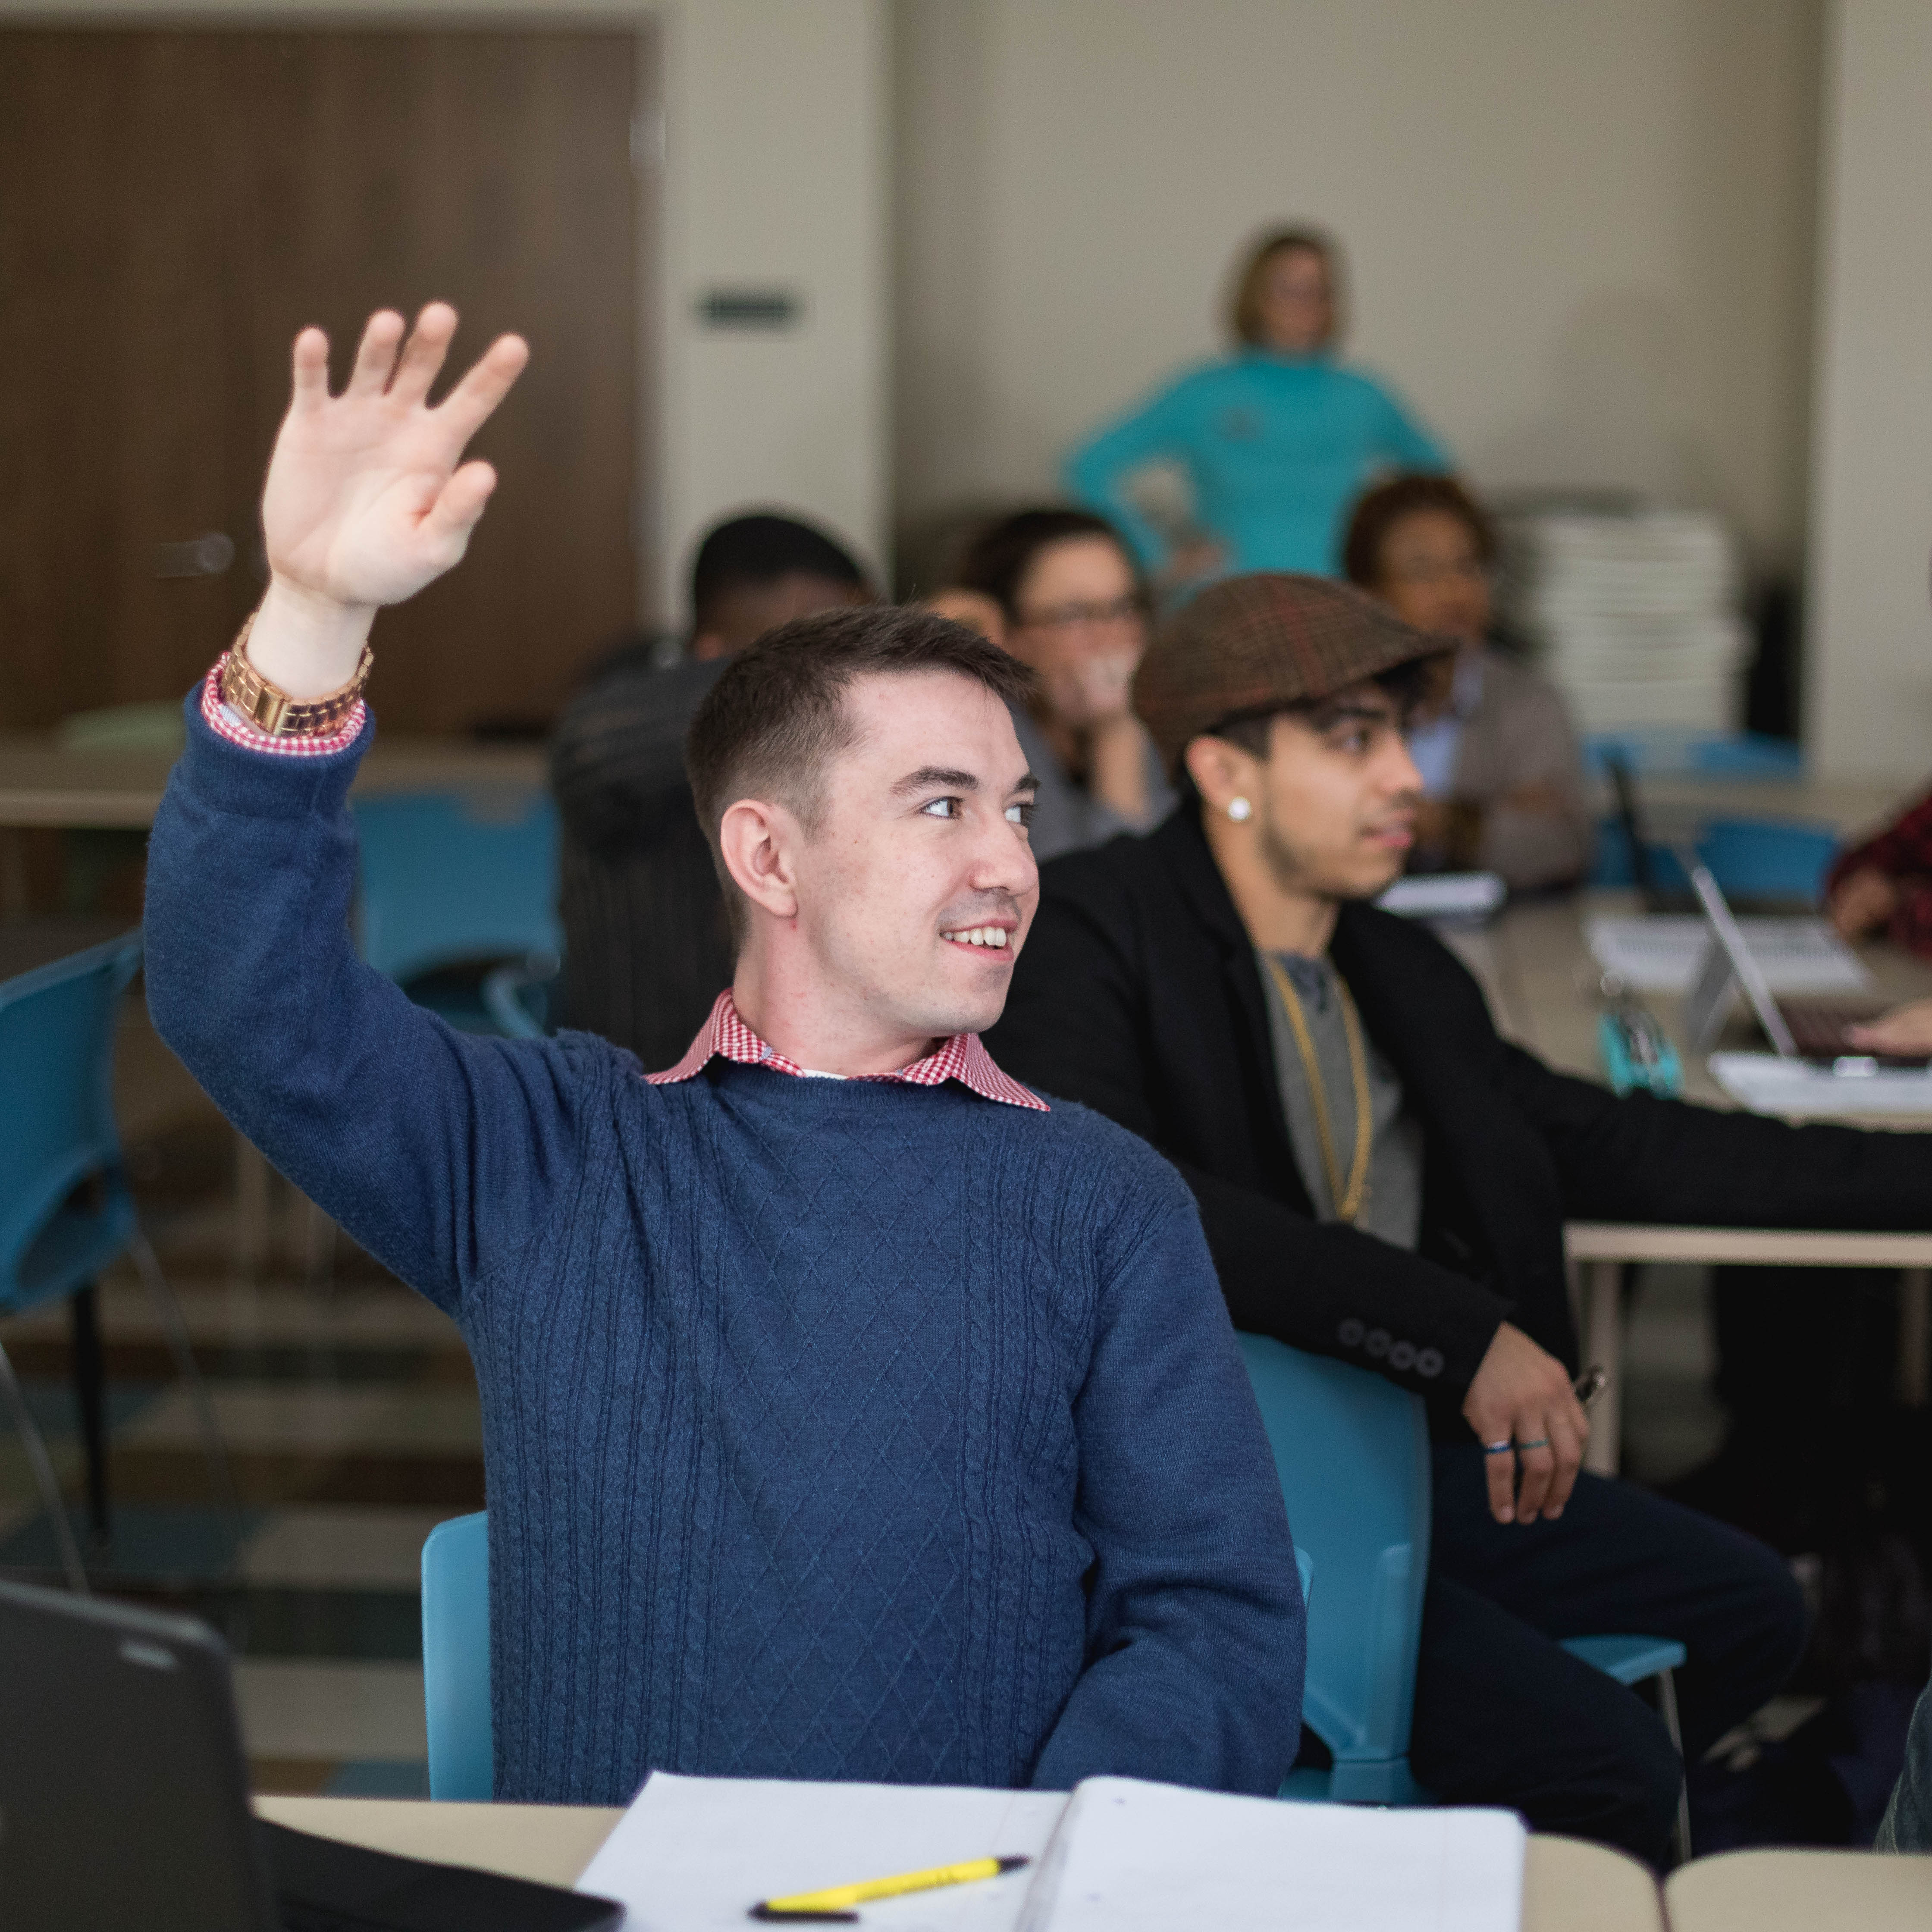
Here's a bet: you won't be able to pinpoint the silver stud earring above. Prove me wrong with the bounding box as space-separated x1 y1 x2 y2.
1227 797 1253 823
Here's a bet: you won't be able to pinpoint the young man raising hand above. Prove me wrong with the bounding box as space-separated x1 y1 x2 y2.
143 307 1304 1805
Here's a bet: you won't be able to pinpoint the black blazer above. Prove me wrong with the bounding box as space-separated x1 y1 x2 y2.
987 807 1932 1408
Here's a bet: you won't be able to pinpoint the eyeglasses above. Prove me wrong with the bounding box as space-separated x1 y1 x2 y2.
1013 594 1148 632
1383 558 1489 589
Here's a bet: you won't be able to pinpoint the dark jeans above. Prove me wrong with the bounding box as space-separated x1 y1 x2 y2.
1409 1443 1808 1865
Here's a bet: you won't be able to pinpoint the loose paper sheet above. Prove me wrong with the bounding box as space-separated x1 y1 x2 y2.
1586 916 1869 995
577 1773 1526 1932
1018 1778 1524 1932
574 1773 1063 1932
1708 1052 1932 1118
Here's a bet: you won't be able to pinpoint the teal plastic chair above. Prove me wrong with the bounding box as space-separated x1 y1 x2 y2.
480 950 561 1041
421 1511 493 1800
0 935 233 1592
1694 818 1838 907
1592 813 1839 908
1238 1334 1690 1850
1239 1334 1433 1803
352 791 562 1026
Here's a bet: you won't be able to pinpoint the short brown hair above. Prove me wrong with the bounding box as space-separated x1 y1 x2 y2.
685 604 1036 938
1342 474 1497 589
1227 226 1342 348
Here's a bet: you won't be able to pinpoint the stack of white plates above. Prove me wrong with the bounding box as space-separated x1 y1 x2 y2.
1495 511 1748 732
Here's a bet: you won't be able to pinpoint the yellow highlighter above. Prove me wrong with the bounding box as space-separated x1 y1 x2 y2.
750 1854 1032 1921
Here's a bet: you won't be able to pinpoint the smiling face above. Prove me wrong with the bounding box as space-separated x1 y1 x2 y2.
1003 534 1148 730
720 667 1041 1063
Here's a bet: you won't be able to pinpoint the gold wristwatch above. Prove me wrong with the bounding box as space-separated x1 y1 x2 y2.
218 613 373 738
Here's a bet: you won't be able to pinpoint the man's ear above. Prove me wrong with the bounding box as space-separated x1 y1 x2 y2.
1184 734 1257 817
718 797 802 922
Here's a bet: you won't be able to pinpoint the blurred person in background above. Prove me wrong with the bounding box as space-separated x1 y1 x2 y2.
551 512 873 1064
1066 226 1446 586
1345 474 1592 891
931 508 1171 860
1828 793 1932 964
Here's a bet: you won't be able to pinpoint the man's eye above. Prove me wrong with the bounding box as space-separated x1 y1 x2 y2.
921 797 960 819
1006 800 1035 827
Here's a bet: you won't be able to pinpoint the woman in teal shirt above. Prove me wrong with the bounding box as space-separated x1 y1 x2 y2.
1066 227 1447 580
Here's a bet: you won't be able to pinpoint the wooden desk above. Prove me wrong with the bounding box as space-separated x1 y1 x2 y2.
254 1795 1668 1932
0 731 546 830
1663 1845 1932 1931
1446 893 1932 1475
1565 1224 1932 1474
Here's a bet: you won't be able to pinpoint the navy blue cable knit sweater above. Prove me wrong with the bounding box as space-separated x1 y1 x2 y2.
143 700 1304 1804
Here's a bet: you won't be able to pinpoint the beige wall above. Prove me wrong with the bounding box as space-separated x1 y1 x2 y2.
0 0 892 630
895 0 1822 581
1805 0 1932 784
659 0 890 622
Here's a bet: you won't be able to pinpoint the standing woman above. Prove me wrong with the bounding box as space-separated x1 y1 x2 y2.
1066 227 1447 582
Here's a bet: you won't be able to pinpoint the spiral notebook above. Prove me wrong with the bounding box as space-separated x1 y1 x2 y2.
575 1771 1526 1932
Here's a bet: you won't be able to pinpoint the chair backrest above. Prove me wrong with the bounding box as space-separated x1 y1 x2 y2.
1236 1333 1431 1800
1695 817 1839 907
353 790 562 985
0 933 141 1307
480 950 561 1040
421 1510 492 1801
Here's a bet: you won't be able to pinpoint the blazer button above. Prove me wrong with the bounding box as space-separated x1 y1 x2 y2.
1364 1329 1391 1358
1389 1341 1416 1370
1415 1348 1444 1379
1338 1318 1365 1347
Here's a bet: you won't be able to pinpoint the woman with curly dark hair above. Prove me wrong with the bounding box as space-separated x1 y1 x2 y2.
1346 473 1592 890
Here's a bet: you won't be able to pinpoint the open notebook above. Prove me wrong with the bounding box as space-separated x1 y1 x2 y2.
576 1771 1526 1932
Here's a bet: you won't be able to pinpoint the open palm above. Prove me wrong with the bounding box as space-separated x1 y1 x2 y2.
262 304 529 612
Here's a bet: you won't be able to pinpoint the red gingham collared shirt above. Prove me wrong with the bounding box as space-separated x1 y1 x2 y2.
651 989 1048 1112
201 656 368 757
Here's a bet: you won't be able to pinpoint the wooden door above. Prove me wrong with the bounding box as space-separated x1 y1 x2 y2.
0 28 646 736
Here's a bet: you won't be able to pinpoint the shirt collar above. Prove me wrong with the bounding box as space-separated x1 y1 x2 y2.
648 991 1048 1112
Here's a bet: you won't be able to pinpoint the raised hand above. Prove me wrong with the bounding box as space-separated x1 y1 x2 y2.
248 304 528 699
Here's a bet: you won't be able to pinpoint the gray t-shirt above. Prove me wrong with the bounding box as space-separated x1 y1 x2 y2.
1258 950 1425 1250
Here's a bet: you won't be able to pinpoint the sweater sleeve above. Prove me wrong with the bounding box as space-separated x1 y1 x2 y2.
144 693 598 1315
1063 370 1205 573
1031 1172 1304 1798
1493 1037 1932 1230
1364 372 1448 472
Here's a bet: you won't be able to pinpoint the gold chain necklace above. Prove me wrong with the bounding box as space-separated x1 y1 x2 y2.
1263 954 1374 1226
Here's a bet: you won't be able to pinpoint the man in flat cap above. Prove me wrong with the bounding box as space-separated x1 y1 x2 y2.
988 572 1932 1864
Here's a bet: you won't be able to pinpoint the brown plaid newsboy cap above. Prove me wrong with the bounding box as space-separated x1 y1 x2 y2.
1133 573 1455 773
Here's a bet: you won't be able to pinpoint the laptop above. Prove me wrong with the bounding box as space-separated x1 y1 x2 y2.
1678 856 1912 1066
0 1578 622 1932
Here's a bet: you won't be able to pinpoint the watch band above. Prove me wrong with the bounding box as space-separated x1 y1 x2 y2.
218 613 373 738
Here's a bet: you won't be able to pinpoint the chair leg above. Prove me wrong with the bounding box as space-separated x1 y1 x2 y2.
1654 1667 1693 1866
0 1335 89 1593
128 1229 242 1562
69 1284 110 1547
